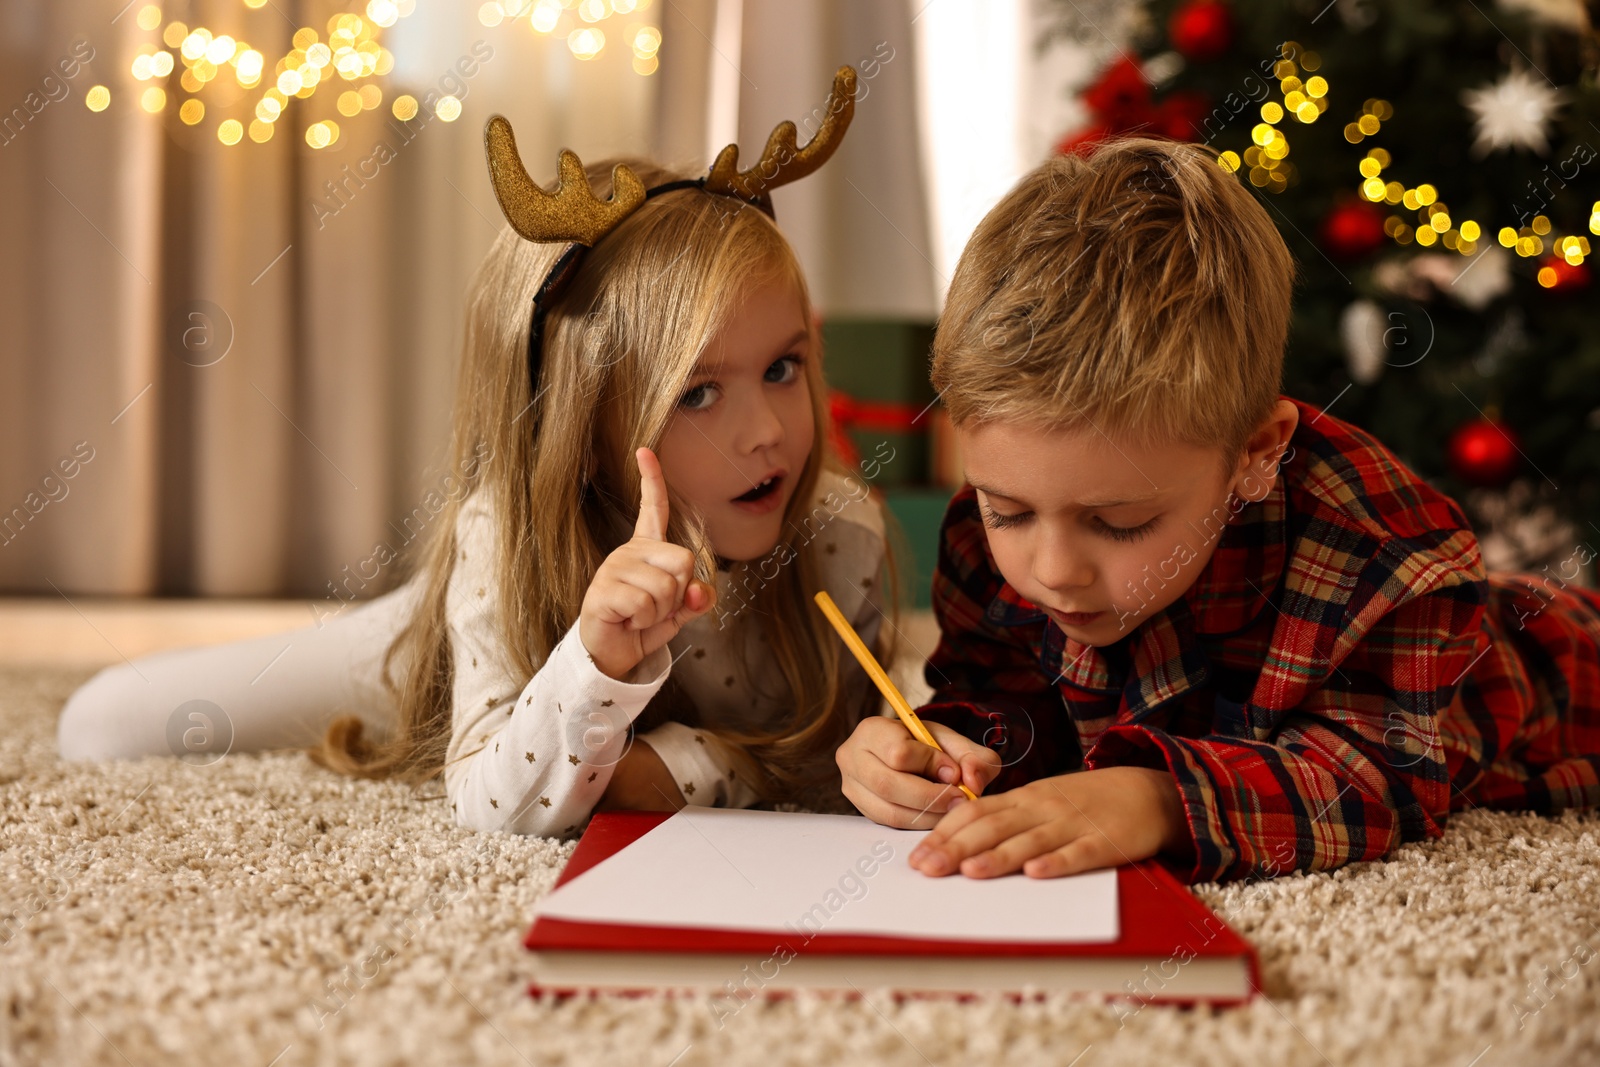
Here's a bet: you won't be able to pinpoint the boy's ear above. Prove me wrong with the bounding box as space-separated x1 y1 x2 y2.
1229 399 1300 502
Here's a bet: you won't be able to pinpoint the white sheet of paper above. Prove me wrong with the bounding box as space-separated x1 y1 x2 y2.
535 807 1120 944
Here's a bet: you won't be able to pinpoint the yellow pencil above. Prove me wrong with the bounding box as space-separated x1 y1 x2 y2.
812 590 979 801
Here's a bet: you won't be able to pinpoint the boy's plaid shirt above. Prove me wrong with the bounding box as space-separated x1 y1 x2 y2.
917 395 1600 884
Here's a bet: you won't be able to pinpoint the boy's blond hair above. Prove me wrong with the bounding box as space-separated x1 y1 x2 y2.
931 137 1296 465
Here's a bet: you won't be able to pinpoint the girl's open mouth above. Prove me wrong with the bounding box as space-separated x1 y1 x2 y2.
732 474 784 513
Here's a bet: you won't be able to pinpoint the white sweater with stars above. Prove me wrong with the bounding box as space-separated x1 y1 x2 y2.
443 468 887 838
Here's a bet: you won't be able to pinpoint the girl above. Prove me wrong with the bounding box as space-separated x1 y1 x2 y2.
59 67 898 837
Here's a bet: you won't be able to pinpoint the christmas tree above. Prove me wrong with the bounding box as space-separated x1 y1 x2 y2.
1044 0 1600 577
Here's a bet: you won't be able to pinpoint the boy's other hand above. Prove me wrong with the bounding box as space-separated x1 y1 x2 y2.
906 766 1191 879
838 717 1002 829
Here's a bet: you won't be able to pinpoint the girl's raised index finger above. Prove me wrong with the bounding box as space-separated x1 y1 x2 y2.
633 446 671 541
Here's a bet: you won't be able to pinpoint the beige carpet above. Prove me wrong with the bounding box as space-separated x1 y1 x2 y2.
4 663 1599 1067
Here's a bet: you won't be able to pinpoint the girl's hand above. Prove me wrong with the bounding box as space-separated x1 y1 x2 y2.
579 447 717 681
906 766 1192 879
837 716 1002 829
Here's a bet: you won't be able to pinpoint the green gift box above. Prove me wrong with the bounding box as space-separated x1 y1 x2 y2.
822 319 936 488
882 486 958 610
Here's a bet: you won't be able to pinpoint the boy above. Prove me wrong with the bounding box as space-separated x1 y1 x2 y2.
836 137 1600 884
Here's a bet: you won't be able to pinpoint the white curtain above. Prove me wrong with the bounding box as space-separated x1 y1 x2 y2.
731 0 938 318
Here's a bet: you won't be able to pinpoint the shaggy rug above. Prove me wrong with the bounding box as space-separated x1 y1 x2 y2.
3 662 1599 1067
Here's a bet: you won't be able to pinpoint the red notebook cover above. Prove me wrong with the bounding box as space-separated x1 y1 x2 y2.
524 811 1261 1005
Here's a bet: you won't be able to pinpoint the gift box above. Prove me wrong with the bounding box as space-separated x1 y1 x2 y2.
927 407 965 488
821 319 936 487
882 486 959 610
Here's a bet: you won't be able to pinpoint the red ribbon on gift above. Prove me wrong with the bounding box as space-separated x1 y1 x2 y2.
828 389 925 467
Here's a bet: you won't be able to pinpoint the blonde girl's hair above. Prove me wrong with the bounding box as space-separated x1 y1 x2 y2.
311 158 895 805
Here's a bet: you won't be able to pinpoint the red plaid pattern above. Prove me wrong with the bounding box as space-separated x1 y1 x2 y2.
917 395 1600 884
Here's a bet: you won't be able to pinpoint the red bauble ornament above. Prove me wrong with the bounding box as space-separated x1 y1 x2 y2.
1447 417 1521 487
1539 255 1591 291
1320 199 1386 261
1169 0 1235 62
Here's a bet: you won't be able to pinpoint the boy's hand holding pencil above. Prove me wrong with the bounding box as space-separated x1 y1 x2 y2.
814 592 1002 828
836 716 1001 828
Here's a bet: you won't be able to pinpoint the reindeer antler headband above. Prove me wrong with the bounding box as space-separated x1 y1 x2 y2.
483 65 858 397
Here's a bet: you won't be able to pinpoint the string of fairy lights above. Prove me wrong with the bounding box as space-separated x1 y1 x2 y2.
82 0 662 150
477 0 661 71
1213 41 1330 194
1347 98 1592 282
1211 40 1593 288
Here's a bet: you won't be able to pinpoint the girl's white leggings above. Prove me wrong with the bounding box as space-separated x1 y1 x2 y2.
56 582 420 762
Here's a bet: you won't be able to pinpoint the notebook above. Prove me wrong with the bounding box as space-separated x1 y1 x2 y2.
524 807 1259 1004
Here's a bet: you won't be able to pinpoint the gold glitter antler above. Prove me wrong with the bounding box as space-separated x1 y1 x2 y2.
705 66 858 201
483 116 647 246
